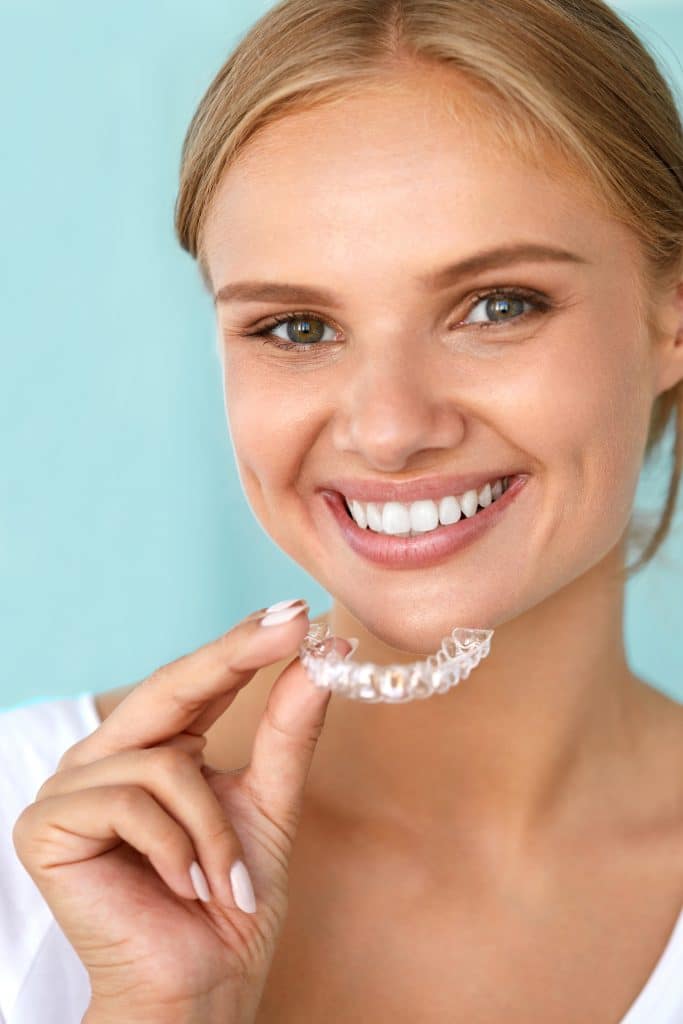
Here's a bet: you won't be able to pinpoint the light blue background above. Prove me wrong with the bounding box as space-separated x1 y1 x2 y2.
1 1 682 712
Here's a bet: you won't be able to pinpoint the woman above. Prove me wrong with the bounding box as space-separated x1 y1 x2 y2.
3 0 683 1021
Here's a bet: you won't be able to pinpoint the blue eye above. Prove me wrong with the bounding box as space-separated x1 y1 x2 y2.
255 313 339 349
466 293 532 324
249 287 552 352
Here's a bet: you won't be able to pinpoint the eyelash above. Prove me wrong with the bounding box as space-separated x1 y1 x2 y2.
246 287 553 352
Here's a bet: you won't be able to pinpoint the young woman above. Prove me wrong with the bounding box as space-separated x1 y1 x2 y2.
4 1 683 1021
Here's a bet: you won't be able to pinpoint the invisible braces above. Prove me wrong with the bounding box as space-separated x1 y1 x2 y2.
298 622 494 703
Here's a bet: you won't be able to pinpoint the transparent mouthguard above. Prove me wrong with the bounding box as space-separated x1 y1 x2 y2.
298 622 494 703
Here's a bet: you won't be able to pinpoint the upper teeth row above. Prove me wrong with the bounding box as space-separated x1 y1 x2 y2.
344 476 509 535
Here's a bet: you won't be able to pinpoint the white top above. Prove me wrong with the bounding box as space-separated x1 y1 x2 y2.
0 693 682 1023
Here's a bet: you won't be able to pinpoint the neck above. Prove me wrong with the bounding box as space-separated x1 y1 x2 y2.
306 540 651 854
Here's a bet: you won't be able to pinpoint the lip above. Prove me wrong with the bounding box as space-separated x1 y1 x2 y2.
320 473 529 569
317 470 523 504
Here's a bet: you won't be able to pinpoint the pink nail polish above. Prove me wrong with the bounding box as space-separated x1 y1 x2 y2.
260 602 309 627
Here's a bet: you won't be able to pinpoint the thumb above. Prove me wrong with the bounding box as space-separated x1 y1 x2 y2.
244 635 352 842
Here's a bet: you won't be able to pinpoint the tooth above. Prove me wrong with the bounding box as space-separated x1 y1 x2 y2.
438 495 462 525
409 500 439 534
366 502 383 532
491 479 503 500
460 489 479 518
478 482 492 508
350 498 367 528
382 501 412 535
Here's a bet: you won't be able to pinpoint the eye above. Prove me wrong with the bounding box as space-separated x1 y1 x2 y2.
252 312 339 351
463 290 541 326
245 287 552 353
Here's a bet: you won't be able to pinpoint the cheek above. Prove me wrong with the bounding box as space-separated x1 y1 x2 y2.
502 316 652 554
221 359 315 519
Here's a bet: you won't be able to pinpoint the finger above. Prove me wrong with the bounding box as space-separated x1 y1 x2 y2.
32 747 250 910
56 728 208 777
13 784 207 904
60 602 312 767
245 636 351 845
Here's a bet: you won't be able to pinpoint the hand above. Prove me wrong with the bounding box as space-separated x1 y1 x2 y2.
12 601 350 1024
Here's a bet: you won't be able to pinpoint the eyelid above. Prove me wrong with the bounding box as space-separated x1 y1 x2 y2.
247 287 550 331
234 285 557 351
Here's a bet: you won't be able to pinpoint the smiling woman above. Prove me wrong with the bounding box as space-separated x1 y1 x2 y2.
175 1 682 1018
4 2 683 1024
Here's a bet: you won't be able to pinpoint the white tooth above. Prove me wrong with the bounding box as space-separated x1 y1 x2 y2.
460 489 479 518
382 501 412 535
491 479 503 500
409 500 439 534
478 482 492 508
350 499 367 528
438 495 461 525
366 502 383 532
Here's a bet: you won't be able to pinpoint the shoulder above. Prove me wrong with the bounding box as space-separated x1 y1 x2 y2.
0 697 96 1020
631 679 683 851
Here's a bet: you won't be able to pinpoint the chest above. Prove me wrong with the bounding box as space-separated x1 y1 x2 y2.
253 819 683 1023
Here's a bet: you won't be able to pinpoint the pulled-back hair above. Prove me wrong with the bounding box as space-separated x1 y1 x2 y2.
174 0 683 579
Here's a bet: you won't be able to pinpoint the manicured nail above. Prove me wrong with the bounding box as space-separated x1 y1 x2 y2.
189 860 211 903
230 859 256 913
260 602 308 627
265 598 306 614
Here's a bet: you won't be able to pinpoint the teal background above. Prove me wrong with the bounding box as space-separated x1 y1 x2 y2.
1 1 682 712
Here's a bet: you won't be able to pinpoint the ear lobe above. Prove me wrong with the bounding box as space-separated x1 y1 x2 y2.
652 277 683 397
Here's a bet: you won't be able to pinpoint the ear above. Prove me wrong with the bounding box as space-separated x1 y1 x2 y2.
652 276 683 397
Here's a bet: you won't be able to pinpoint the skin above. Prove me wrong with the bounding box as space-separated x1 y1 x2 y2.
99 64 683 1019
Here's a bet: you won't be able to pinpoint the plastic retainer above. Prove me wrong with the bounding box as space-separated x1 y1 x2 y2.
298 622 494 703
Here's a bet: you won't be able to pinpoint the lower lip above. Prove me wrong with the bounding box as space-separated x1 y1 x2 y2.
320 475 529 569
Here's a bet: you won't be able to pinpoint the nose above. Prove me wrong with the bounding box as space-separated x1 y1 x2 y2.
330 348 468 472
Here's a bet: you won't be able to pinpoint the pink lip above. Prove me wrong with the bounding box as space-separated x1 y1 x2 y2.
320 474 529 569
317 470 523 504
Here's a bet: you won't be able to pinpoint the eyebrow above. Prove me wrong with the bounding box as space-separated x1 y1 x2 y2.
214 242 589 307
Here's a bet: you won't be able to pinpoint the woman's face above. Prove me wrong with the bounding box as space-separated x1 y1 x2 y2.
201 67 668 654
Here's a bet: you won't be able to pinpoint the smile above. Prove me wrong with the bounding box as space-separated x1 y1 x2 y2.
343 475 510 537
320 473 529 570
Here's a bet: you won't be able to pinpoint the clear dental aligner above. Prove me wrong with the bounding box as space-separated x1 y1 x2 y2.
298 622 494 703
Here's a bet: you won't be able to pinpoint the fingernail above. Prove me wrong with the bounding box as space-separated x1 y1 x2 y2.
260 602 309 627
344 637 360 660
320 634 353 657
189 860 211 903
230 859 256 913
265 598 306 613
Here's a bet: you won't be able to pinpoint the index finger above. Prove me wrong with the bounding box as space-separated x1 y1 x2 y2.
61 602 311 767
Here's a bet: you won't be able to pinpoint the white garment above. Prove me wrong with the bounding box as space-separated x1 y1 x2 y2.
0 693 682 1023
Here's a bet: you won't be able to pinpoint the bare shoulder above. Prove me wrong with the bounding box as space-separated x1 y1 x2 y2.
633 677 683 837
637 676 683 753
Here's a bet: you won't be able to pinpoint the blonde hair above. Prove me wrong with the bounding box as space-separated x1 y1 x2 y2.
174 0 683 580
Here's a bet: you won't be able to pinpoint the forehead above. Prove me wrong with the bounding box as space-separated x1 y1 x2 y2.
202 71 628 289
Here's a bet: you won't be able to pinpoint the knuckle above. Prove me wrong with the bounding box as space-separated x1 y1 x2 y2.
202 816 236 846
148 745 197 779
112 784 146 814
56 741 84 771
34 776 56 801
11 806 35 846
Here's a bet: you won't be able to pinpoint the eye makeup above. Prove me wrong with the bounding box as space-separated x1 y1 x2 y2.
236 286 553 353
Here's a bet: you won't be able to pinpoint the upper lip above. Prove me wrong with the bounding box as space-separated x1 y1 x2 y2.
319 471 524 504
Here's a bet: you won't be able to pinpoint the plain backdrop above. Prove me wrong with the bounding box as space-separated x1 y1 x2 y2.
1 0 682 711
